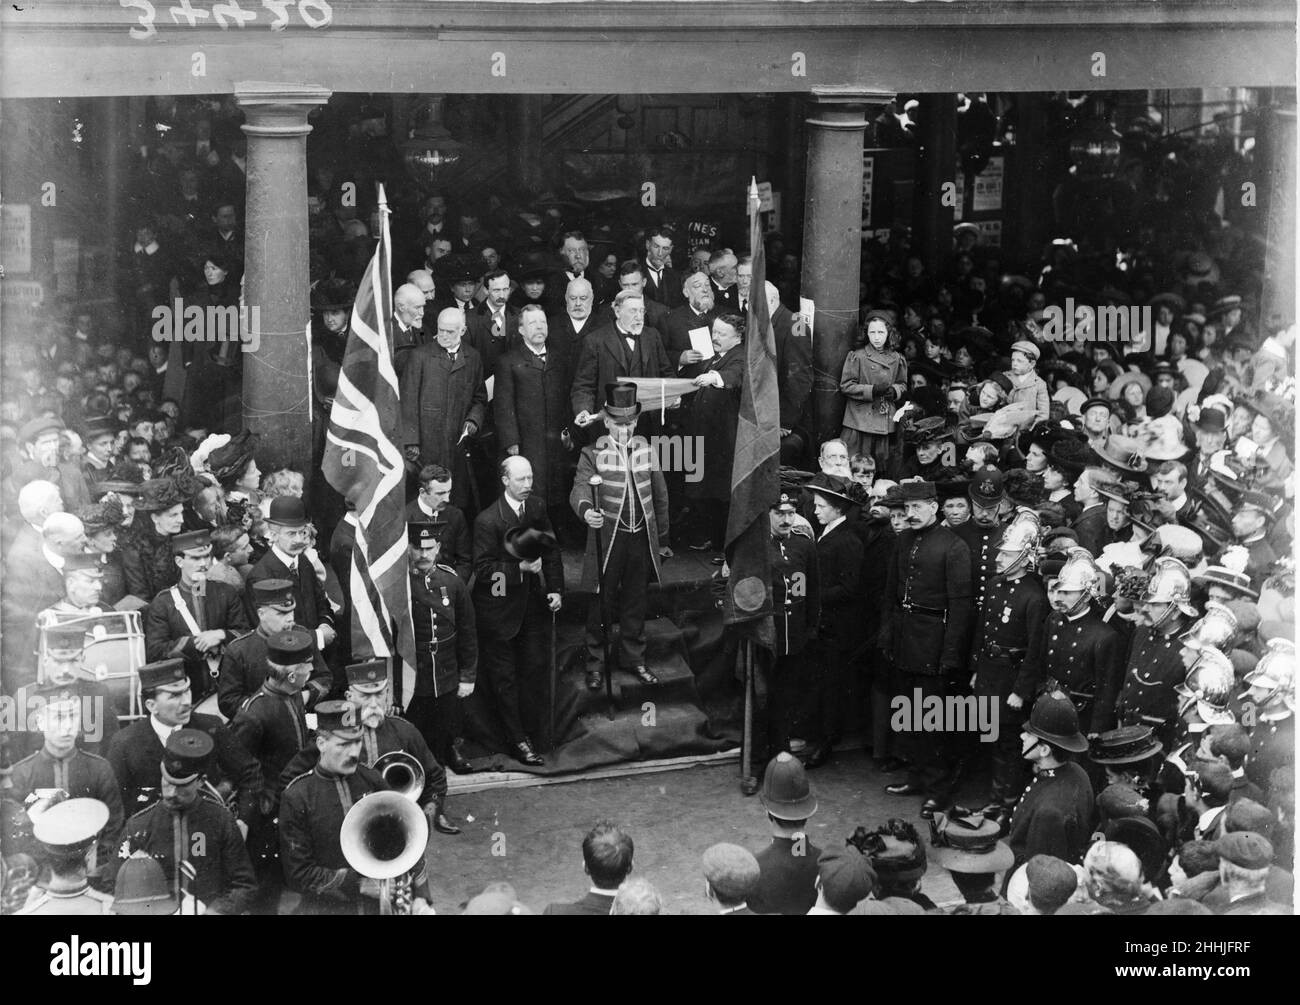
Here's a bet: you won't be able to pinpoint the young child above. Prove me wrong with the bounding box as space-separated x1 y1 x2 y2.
839 311 908 478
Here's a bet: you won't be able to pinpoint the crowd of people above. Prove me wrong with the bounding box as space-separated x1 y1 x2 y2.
0 95 1294 915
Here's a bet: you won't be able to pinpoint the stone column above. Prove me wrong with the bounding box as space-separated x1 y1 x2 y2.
913 94 958 277
800 88 887 443
236 82 331 488
1259 106 1296 335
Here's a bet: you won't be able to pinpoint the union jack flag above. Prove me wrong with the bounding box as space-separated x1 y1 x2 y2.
321 184 417 693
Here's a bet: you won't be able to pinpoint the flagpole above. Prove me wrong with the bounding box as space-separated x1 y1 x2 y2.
741 639 755 791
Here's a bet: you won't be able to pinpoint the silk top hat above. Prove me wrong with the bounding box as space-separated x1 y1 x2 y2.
602 381 641 422
504 525 559 561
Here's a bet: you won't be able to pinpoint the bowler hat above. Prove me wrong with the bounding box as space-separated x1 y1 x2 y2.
760 752 818 820
267 496 309 527
1192 407 1227 435
18 416 64 444
504 525 558 561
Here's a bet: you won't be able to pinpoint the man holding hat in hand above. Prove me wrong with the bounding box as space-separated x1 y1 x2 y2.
218 578 333 720
145 528 250 701
117 728 258 915
279 700 434 915
16 798 115 915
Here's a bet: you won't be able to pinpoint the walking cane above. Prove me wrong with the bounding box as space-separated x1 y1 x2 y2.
741 639 754 791
547 608 558 751
588 475 614 720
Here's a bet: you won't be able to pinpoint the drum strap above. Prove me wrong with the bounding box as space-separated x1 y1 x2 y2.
171 587 222 677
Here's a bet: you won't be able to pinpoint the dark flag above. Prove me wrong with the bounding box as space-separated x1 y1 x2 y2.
321 184 417 694
723 179 781 649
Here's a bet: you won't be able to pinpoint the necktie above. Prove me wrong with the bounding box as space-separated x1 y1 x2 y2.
538 353 547 365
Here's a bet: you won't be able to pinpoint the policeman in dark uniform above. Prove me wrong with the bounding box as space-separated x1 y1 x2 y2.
952 467 1006 614
217 578 333 720
752 491 820 789
8 688 125 871
1115 557 1199 747
279 701 434 915
116 729 258 915
405 522 478 775
1241 638 1295 796
332 660 454 835
1039 548 1124 735
16 798 115 915
881 480 973 817
229 627 314 906
970 510 1049 819
10 621 119 758
106 658 261 828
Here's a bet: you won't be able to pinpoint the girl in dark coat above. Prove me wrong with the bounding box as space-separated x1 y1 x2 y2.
840 311 908 477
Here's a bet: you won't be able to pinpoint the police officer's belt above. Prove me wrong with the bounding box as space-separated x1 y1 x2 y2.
902 603 946 617
981 643 1026 660
420 633 456 652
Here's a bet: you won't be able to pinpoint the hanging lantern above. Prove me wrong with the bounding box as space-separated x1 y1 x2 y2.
1068 99 1122 180
401 95 463 187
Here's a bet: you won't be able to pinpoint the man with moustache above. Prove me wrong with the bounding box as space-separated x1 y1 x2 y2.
1038 549 1124 735
11 620 120 758
571 289 674 440
472 455 563 766
404 464 472 581
881 480 973 818
951 468 1006 615
116 729 258 915
1071 466 1111 557
969 510 1049 821
400 307 488 514
107 658 261 829
243 497 337 655
279 701 435 915
547 278 598 389
661 270 717 375
598 262 671 333
468 269 521 377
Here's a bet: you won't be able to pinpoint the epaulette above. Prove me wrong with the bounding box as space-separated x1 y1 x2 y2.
435 563 457 574
225 629 256 647
239 690 265 713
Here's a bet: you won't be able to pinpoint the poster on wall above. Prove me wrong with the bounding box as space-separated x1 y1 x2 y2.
976 220 1003 246
2 204 32 275
862 155 874 227
972 156 1004 213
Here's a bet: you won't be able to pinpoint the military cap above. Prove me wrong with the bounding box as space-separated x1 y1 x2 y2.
113 852 179 915
137 658 188 692
43 623 88 653
314 699 362 739
1089 725 1161 765
345 659 388 690
62 552 104 576
171 529 212 555
816 846 876 912
32 798 110 855
161 729 214 783
1025 855 1078 912
251 578 295 611
266 627 314 665
1080 396 1116 418
267 495 309 527
19 415 64 444
408 522 440 547
702 843 761 903
897 479 937 502
770 491 799 512
1216 831 1273 870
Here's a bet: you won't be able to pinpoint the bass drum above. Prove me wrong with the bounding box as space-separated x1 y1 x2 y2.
41 611 146 721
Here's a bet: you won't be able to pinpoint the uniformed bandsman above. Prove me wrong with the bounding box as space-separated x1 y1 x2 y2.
344 658 460 835
116 729 258 915
143 529 250 700
405 522 478 775
106 658 262 828
970 510 1049 819
9 688 124 869
759 491 820 778
1115 557 1199 747
16 798 114 915
278 700 434 915
217 578 333 720
229 626 315 906
11 620 119 758
1039 548 1124 734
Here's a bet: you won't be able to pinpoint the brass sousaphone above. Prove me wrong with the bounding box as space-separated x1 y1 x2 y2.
339 789 428 915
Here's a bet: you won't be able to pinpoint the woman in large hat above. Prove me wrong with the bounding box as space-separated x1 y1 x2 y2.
118 475 188 601
180 249 244 435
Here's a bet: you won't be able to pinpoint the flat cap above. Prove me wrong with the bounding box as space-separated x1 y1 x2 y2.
1025 854 1079 912
1216 831 1273 870
816 846 876 913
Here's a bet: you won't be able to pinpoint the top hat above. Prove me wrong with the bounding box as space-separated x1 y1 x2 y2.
601 382 641 422
504 525 559 562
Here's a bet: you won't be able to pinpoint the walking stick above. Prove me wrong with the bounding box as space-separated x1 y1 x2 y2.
588 475 614 719
741 639 754 789
547 609 558 751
